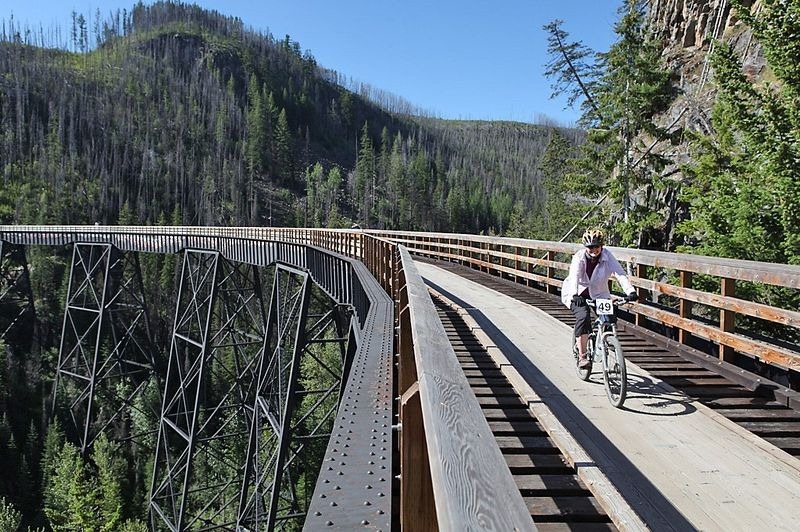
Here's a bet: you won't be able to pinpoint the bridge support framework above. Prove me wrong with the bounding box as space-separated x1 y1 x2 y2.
52 242 157 454
0 240 36 350
149 252 352 530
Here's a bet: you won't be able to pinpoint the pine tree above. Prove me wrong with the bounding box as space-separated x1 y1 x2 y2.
44 441 100 531
533 129 589 240
355 122 375 226
680 0 800 264
305 162 324 226
92 434 123 531
543 19 602 119
274 108 293 185
245 75 266 178
0 496 22 532
547 0 674 246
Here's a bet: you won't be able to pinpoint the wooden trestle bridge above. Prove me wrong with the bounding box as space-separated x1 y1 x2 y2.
0 225 799 531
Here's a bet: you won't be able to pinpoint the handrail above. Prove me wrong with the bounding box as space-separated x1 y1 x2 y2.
395 246 535 530
364 229 800 371
6 224 798 367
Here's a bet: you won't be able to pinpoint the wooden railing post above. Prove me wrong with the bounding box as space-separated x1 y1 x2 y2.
400 383 436 530
546 250 557 294
636 264 648 327
720 277 736 362
679 270 693 345
526 248 534 289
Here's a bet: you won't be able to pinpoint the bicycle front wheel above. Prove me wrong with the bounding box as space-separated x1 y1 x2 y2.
602 335 627 408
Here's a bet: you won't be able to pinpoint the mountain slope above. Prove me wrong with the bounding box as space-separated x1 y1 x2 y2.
0 1 576 235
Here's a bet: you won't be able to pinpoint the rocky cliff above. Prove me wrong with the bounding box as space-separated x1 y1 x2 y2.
647 0 765 134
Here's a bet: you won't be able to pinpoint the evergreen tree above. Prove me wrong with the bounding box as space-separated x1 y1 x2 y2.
546 0 674 246
274 108 293 185
245 75 266 178
0 496 22 532
533 129 590 240
305 162 324 226
355 122 376 226
44 441 100 531
92 434 123 531
680 0 800 264
543 19 602 119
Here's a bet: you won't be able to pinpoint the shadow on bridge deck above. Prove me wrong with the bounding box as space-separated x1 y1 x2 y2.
418 261 800 531
426 279 694 531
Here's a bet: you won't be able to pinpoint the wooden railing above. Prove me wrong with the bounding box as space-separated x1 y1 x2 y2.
364 230 800 373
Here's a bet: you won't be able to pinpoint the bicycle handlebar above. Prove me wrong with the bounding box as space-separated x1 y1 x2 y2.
586 297 630 307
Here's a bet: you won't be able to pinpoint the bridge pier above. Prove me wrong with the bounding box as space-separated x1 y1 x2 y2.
52 242 157 454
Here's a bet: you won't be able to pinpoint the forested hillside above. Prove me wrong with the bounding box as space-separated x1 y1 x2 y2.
0 1 580 239
0 2 588 528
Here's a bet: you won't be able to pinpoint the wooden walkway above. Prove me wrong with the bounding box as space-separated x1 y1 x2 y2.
417 260 800 532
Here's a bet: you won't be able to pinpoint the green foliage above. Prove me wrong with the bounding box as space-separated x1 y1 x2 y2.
543 19 601 118
44 441 99 531
0 496 22 532
118 520 148 532
531 129 592 240
545 0 675 247
680 0 800 264
92 434 123 531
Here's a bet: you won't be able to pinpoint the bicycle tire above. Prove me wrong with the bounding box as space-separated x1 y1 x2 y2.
602 335 627 408
576 336 593 381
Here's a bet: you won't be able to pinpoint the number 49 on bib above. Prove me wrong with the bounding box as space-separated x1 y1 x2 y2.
595 298 614 315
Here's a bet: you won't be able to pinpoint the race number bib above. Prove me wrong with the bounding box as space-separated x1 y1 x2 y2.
595 298 614 315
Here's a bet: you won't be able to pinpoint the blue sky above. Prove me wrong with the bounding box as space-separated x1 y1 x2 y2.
2 0 621 125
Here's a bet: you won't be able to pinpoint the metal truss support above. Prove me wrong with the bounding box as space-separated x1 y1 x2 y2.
148 253 353 530
52 243 157 454
238 264 353 531
0 241 36 350
150 250 273 530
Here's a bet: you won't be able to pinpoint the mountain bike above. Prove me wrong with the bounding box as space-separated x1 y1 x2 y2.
572 297 630 408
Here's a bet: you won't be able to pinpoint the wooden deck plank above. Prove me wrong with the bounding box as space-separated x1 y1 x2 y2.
419 260 800 532
524 496 609 519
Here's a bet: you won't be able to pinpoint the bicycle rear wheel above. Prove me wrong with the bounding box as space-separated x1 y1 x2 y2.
602 335 627 408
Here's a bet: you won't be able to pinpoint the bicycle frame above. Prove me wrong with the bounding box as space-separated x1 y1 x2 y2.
575 298 628 407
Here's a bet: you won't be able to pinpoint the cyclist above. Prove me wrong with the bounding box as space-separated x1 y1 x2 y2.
561 228 638 368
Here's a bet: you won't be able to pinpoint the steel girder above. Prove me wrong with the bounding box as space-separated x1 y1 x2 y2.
0 240 36 350
52 242 158 454
149 252 353 531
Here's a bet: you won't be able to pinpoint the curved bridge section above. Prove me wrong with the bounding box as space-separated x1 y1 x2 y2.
0 226 395 530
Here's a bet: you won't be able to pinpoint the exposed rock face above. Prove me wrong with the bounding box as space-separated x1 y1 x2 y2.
648 0 756 49
631 1 767 248
647 0 765 96
644 0 766 137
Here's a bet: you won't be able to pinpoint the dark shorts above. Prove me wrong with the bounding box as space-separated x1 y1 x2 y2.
570 297 592 337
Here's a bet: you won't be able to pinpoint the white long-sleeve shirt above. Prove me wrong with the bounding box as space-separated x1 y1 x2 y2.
560 248 636 307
